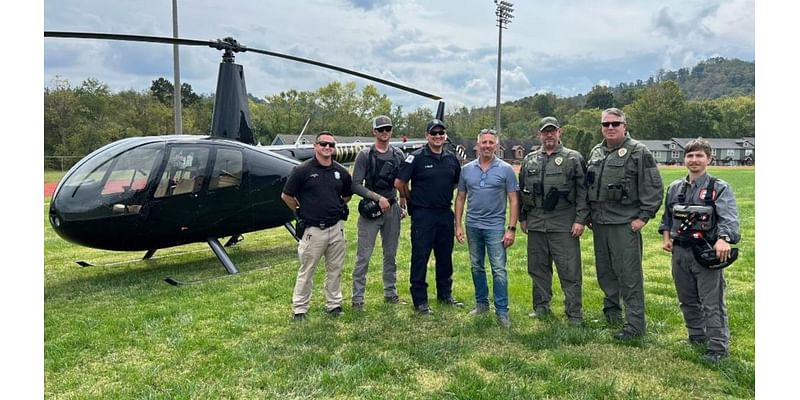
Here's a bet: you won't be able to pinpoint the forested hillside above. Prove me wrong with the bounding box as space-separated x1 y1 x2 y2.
44 57 754 165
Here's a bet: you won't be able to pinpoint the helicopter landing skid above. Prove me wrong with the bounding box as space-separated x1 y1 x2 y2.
224 234 244 247
164 237 239 286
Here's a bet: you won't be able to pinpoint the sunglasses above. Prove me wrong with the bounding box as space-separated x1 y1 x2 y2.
601 121 624 128
316 141 336 148
428 130 446 136
375 126 392 133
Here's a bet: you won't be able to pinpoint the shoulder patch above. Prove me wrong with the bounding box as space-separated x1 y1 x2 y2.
404 154 415 163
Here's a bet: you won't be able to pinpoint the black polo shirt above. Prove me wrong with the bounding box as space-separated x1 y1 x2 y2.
397 145 461 210
283 156 353 223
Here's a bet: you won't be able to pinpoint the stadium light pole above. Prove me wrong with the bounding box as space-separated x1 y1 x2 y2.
494 0 514 136
172 0 183 134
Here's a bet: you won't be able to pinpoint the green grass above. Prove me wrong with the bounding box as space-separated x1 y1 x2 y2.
44 167 754 399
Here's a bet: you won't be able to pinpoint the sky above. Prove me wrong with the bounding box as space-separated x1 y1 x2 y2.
43 0 755 113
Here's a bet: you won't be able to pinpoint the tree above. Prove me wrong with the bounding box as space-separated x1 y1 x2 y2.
625 81 687 139
684 101 721 138
530 92 557 117
585 85 615 110
714 96 755 137
150 78 201 107
44 77 86 159
150 77 173 105
180 83 201 107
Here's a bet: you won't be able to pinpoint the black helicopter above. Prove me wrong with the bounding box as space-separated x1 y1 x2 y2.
45 31 460 283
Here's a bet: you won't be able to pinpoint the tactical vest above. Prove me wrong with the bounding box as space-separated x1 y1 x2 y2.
672 176 718 241
365 145 404 192
520 150 575 210
586 139 639 203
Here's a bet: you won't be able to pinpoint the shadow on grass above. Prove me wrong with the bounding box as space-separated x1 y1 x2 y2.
44 242 297 299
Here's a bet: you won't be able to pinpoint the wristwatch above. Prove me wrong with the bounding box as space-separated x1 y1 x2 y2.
507 226 516 231
720 234 731 243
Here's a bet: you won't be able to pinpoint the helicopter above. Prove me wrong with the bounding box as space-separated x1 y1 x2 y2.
45 31 460 284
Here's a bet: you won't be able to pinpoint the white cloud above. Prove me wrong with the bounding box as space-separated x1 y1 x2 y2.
44 0 754 111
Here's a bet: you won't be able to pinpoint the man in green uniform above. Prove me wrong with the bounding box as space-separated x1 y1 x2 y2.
519 117 588 325
586 108 663 340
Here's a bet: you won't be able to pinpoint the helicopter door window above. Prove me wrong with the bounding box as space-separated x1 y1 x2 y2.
155 147 210 198
209 149 243 190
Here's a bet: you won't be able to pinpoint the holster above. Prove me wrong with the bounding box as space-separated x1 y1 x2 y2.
543 187 560 211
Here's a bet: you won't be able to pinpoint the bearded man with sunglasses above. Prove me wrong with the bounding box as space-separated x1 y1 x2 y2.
586 108 663 341
282 131 353 321
395 119 463 315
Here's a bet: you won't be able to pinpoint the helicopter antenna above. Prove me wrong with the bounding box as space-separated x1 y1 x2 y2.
44 31 442 100
294 118 312 146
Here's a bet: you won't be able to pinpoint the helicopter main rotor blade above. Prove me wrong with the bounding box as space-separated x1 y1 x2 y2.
44 31 442 100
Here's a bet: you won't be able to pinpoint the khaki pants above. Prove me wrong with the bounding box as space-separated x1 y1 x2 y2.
292 221 346 314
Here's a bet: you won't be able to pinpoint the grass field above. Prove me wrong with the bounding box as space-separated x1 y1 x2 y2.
44 167 754 399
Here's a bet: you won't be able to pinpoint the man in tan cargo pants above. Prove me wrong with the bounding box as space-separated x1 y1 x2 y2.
281 131 353 321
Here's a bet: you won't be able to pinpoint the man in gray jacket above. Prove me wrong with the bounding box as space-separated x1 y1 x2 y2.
659 138 740 363
351 115 408 311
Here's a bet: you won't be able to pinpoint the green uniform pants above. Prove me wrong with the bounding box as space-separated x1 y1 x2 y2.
527 231 583 322
592 223 645 334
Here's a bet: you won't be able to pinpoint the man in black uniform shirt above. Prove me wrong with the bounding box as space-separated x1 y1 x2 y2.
394 119 463 315
281 131 353 321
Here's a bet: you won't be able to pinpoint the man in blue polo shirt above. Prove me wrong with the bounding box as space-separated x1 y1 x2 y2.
455 128 519 327
395 119 463 315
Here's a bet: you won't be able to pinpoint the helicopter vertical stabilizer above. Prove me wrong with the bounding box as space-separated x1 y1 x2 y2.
211 61 255 144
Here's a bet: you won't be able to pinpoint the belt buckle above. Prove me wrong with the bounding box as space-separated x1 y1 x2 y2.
319 222 327 229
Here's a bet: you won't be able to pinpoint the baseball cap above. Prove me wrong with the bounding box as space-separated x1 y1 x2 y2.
373 115 392 129
426 119 447 133
538 116 560 132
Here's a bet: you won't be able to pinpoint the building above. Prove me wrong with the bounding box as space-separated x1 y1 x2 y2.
639 137 755 166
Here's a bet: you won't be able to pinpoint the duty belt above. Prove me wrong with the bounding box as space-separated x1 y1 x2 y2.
307 219 340 229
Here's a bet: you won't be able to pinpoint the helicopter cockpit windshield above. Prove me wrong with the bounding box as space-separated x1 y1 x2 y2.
56 142 165 219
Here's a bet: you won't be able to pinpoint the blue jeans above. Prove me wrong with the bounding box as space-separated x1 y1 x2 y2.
466 226 508 315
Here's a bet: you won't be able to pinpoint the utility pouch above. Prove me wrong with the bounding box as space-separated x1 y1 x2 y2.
543 187 560 211
374 160 398 190
295 219 307 239
585 170 595 186
606 183 624 201
532 182 544 196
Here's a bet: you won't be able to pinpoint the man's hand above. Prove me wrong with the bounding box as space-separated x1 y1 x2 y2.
571 223 585 238
502 229 515 248
662 239 673 252
455 225 465 244
631 218 647 232
378 196 391 212
714 239 732 262
398 197 407 219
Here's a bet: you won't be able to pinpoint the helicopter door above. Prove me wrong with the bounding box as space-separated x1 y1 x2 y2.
146 146 211 244
197 147 250 237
